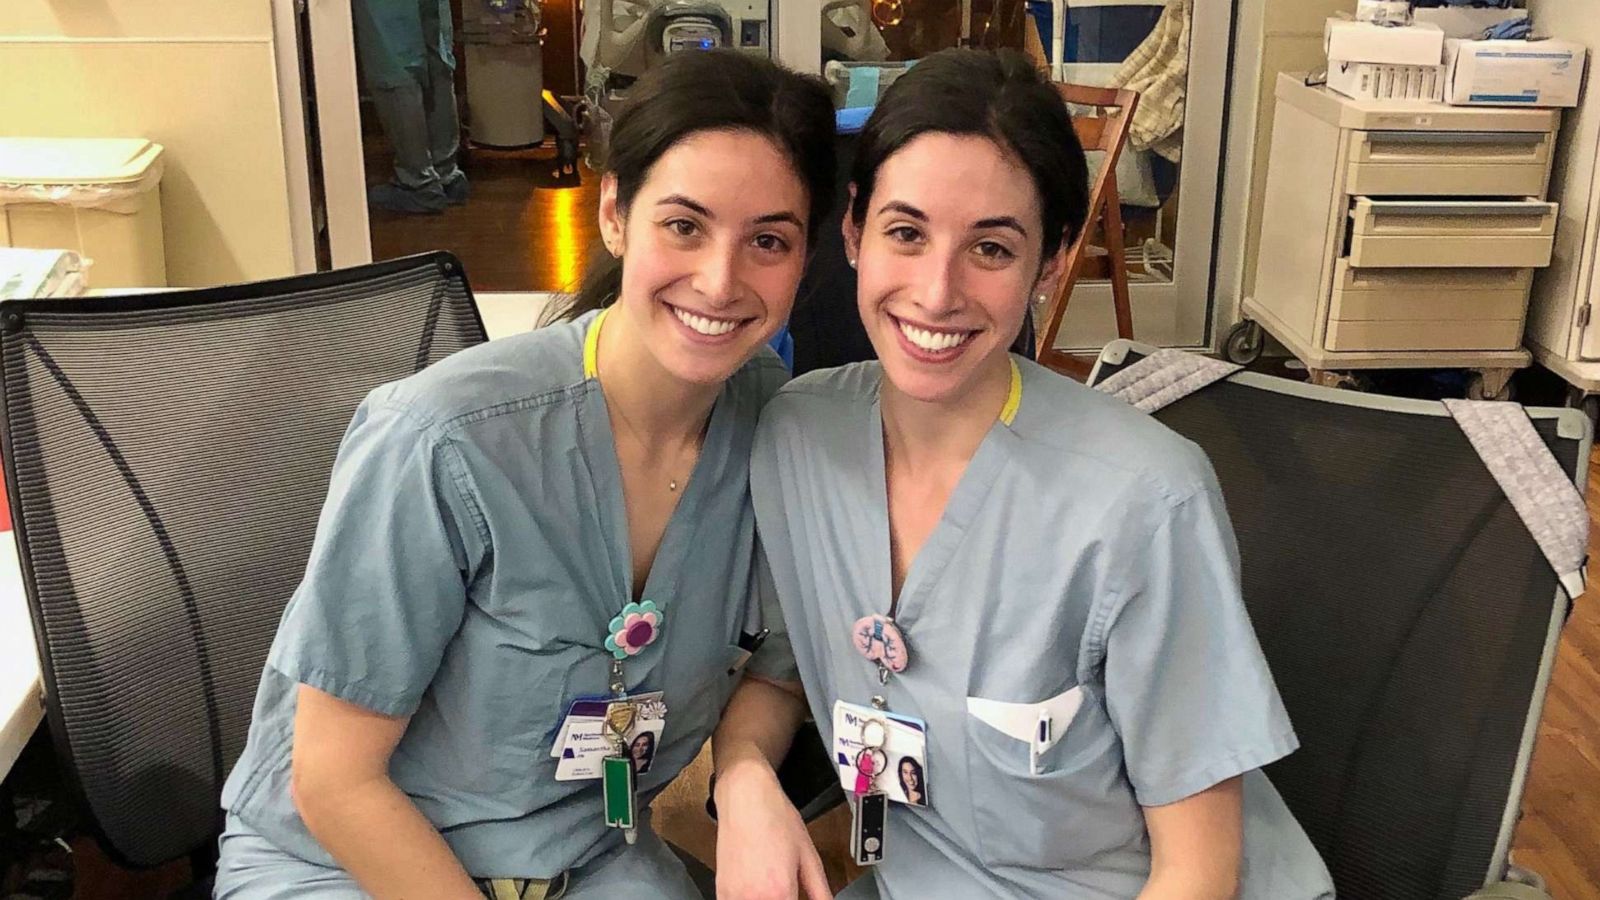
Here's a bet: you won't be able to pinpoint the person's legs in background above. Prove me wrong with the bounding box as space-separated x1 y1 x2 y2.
422 0 469 205
354 0 459 214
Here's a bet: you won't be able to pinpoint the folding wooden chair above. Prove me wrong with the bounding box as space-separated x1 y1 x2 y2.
1035 83 1139 379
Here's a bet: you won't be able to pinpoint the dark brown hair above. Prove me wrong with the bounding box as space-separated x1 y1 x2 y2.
560 50 837 320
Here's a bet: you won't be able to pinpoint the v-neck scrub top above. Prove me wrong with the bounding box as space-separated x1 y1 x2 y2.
750 359 1335 899
217 311 788 887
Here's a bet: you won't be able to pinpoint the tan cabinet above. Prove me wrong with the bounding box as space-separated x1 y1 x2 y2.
1242 74 1560 391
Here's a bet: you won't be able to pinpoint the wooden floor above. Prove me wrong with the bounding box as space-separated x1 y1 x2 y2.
1503 450 1600 899
365 133 602 295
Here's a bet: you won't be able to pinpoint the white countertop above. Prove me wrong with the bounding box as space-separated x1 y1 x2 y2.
0 537 43 781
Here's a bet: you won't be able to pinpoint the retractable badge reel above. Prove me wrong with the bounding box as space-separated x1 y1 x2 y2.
600 599 663 845
851 716 890 865
600 673 640 843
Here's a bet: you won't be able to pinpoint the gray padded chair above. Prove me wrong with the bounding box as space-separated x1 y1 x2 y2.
0 253 485 881
1089 340 1587 900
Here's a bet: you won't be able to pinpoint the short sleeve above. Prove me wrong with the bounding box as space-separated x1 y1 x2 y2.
743 542 801 684
1100 483 1298 808
267 393 483 717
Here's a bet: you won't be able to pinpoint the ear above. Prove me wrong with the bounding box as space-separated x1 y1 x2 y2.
841 183 863 268
598 172 626 257
1033 232 1070 304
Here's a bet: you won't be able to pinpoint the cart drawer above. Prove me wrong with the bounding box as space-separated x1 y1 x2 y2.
1347 198 1556 268
1325 318 1524 351
1346 129 1551 197
1328 262 1531 322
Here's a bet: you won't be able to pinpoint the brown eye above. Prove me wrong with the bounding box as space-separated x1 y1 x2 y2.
975 241 1014 261
753 233 791 253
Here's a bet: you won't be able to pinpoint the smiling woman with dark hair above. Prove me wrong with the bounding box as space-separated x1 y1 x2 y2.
897 757 924 807
630 731 658 776
713 48 1337 900
211 49 835 900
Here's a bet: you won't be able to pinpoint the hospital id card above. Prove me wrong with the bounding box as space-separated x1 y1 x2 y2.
551 692 667 782
832 700 930 807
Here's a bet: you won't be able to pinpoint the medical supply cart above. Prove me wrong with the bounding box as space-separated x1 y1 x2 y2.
1232 73 1561 399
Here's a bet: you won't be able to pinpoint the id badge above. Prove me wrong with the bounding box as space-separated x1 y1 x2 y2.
832 700 931 807
551 692 667 781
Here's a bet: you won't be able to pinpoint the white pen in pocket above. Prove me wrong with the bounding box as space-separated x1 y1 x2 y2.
967 685 1084 775
1030 712 1054 776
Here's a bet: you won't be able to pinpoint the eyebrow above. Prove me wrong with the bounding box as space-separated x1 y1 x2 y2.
974 216 1029 238
657 194 713 218
876 200 928 221
657 194 804 230
753 211 805 229
878 201 1029 238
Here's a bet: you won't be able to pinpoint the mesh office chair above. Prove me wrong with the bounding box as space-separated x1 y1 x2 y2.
0 253 485 876
1089 341 1587 900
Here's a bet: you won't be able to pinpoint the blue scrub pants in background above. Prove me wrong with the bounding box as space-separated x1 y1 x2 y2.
352 0 466 212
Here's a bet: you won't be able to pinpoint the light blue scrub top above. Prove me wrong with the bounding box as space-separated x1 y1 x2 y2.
220 310 789 879
750 358 1335 899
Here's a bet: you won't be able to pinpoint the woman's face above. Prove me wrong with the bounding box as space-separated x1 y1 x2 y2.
631 733 652 757
900 759 918 789
599 128 810 386
846 132 1061 407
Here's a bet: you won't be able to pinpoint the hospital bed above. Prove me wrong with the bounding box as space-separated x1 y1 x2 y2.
1086 340 1588 900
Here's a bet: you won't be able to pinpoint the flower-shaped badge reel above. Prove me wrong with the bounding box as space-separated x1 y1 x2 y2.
606 600 663 660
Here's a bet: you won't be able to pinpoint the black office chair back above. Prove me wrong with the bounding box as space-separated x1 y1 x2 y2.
0 253 486 868
1091 347 1586 900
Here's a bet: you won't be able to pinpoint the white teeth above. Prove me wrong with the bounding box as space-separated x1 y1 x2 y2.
673 307 740 336
898 320 969 352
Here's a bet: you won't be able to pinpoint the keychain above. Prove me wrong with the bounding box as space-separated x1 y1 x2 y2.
601 693 639 843
850 716 890 865
596 599 664 843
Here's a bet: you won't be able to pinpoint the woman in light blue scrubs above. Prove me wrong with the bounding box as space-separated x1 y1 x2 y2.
713 49 1337 899
213 50 835 900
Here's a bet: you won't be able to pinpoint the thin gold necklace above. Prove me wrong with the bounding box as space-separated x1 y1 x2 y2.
604 388 704 492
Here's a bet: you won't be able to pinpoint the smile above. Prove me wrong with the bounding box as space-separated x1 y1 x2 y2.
670 304 747 337
893 315 978 354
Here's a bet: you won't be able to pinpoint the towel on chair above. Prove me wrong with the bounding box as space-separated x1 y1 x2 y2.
1111 0 1191 162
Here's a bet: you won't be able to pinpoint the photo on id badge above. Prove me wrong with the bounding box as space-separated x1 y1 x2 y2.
833 700 930 807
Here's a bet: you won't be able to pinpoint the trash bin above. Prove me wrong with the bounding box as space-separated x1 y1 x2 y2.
0 138 168 289
462 0 545 149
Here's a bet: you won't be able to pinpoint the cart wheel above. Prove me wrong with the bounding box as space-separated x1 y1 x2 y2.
1468 370 1514 402
1575 393 1600 431
1223 320 1264 366
1309 369 1367 392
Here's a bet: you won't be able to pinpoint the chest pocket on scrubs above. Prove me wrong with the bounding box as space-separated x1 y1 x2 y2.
963 683 1144 869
